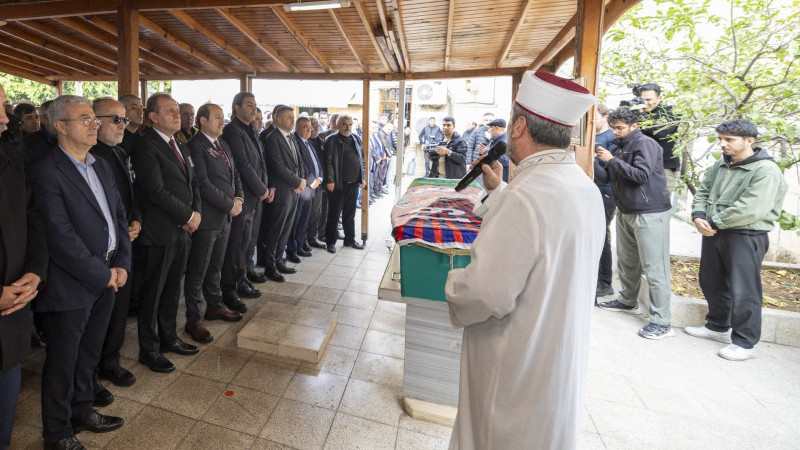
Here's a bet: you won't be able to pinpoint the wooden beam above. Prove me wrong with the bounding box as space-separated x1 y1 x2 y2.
0 27 114 76
575 0 605 177
498 0 536 68
18 20 130 71
361 78 370 237
140 79 149 103
444 0 455 71
138 14 233 72
268 6 331 72
328 8 367 72
527 14 578 71
0 62 55 86
389 0 410 71
169 9 262 72
56 81 64 96
352 1 392 72
215 8 296 72
375 0 404 72
0 44 79 76
6 22 119 74
118 6 139 97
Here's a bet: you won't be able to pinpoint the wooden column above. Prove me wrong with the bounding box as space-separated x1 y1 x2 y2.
55 80 64 96
240 74 252 92
573 0 604 177
509 72 523 178
395 80 406 201
140 79 148 104
360 79 370 244
117 6 139 98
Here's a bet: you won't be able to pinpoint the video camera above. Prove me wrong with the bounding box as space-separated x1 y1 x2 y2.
426 141 444 157
619 83 645 108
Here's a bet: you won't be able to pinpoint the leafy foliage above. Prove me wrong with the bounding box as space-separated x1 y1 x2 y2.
0 73 172 105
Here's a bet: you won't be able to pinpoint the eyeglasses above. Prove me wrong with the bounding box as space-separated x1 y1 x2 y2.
60 116 102 127
610 125 631 132
97 115 132 126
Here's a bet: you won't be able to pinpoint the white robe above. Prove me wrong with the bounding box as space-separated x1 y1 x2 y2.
445 150 605 450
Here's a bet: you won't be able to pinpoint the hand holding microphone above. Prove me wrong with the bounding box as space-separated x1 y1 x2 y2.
455 141 507 192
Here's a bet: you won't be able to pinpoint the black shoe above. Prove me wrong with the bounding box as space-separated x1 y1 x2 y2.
297 249 312 257
326 245 337 254
44 436 85 450
345 241 364 250
265 268 285 282
93 381 114 407
138 352 175 373
223 295 248 313
98 367 136 387
308 239 326 249
237 285 262 299
71 409 124 434
337 233 345 240
247 271 268 284
160 338 199 356
286 254 302 264
302 242 312 252
276 261 297 274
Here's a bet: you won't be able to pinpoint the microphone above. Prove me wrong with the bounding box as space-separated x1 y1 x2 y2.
455 141 507 192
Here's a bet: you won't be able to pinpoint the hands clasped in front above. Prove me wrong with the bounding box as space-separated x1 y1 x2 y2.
107 267 128 293
0 272 42 316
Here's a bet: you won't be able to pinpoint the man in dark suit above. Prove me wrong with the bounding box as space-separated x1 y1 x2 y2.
262 105 305 281
184 103 244 344
324 115 365 253
131 93 201 374
118 94 143 154
307 117 328 249
221 92 271 310
90 98 141 393
173 103 197 144
287 116 323 261
0 82 48 450
29 95 131 449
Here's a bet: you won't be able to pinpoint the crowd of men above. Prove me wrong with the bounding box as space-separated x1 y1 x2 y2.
0 82 378 449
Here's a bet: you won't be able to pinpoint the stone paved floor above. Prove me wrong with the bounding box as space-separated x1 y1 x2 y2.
10 174 800 449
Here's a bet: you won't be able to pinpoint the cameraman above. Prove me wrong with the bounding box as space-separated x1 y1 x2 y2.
429 116 467 179
638 83 681 197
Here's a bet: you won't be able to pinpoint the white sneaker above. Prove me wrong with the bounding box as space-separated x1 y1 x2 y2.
718 344 756 361
684 326 732 344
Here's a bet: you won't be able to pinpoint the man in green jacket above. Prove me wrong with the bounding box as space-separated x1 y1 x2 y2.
687 119 787 361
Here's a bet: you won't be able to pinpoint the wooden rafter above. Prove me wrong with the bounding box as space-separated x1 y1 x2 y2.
268 6 331 72
0 43 84 76
497 0 536 68
527 14 578 71
389 0 410 71
444 0 455 70
216 8 296 72
138 15 233 72
328 9 367 71
0 62 54 85
375 0 404 72
169 10 261 72
0 50 61 76
0 27 114 75
352 0 392 72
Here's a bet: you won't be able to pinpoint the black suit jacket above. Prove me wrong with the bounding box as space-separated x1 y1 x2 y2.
294 133 322 201
222 119 269 213
91 141 141 224
188 133 243 230
28 146 131 313
263 128 304 205
0 141 48 371
131 127 201 246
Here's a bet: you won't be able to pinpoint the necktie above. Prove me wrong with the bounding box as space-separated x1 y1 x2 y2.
214 140 231 175
169 138 187 172
286 134 298 165
306 140 321 178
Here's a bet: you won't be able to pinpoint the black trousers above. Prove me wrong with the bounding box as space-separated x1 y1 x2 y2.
317 191 329 241
307 187 324 242
41 289 114 441
137 236 190 354
222 209 254 297
326 182 359 246
373 160 387 192
597 189 616 288
287 197 312 256
250 201 264 271
185 224 231 324
264 193 298 269
0 364 21 448
699 231 769 348
98 272 132 372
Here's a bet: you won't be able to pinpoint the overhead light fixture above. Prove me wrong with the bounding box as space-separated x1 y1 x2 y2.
283 0 350 12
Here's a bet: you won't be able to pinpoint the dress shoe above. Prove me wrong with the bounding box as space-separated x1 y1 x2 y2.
98 367 136 387
204 306 243 322
71 409 124 434
302 242 312 252
138 352 175 373
223 295 248 313
44 436 85 450
276 261 297 274
337 233 345 240
297 249 312 257
237 285 262 299
93 381 114 407
327 245 337 254
184 321 214 343
286 254 302 264
247 271 268 284
266 268 285 282
308 238 327 249
160 338 199 356
345 241 365 250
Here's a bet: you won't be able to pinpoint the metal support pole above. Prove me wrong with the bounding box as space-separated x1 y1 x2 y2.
361 79 370 245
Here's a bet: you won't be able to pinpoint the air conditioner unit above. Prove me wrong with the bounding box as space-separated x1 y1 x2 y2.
415 82 447 105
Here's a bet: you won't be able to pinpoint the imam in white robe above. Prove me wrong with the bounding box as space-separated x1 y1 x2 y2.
445 150 605 450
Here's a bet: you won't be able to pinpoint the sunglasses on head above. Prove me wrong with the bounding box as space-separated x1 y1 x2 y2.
97 115 132 126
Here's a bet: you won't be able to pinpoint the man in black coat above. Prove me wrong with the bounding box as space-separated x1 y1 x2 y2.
90 98 142 392
428 116 467 180
262 105 305 281
324 115 365 253
29 95 131 449
118 94 143 154
184 103 244 345
287 115 323 262
131 93 202 374
307 117 328 249
639 83 681 196
0 82 48 450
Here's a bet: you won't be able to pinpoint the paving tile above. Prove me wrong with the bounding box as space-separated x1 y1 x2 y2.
585 370 645 408
361 330 405 359
350 352 403 390
177 422 256 449
321 264 358 279
106 405 195 450
264 281 309 298
333 305 374 328
330 255 364 268
300 345 359 377
283 370 349 410
294 307 337 330
8 421 41 450
330 324 367 350
339 379 403 426
114 363 180 404
579 431 606 450
351 268 385 283
284 271 320 286
255 303 301 323
184 347 252 382
296 300 336 311
313 274 351 290
150 373 225 419
16 372 41 405
302 286 344 304
395 428 449 450
260 398 335 450
202 385 279 436
232 355 298 396
277 324 330 362
295 261 329 274
374 300 406 317
323 412 396 450
345 279 380 296
249 438 296 449
398 413 453 440
338 291 378 311
368 312 405 336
